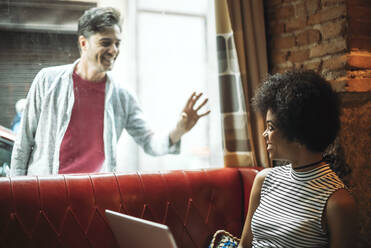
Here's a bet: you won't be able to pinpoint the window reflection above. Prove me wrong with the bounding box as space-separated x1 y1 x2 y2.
0 0 223 174
116 0 222 171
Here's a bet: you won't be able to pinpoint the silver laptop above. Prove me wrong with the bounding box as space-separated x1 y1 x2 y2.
105 209 178 248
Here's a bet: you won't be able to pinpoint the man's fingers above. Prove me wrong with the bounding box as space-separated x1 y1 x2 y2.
194 92 203 101
194 98 208 112
188 92 204 109
186 92 196 109
193 93 203 105
184 92 209 116
198 110 211 117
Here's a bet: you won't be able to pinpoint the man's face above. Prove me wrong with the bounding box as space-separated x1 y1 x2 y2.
80 25 121 72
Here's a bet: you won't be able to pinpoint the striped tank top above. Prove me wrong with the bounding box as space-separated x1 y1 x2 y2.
251 163 344 248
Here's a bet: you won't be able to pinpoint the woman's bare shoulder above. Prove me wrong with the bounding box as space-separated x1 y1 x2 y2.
254 168 273 185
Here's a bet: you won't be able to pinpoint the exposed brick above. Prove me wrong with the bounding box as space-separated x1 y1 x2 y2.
265 0 284 8
274 6 294 20
304 60 322 71
350 20 371 37
271 66 290 74
271 67 281 74
346 78 371 92
271 51 288 64
347 69 371 78
349 37 371 51
285 17 307 32
324 70 347 82
305 0 320 15
296 29 321 46
288 49 310 63
348 52 371 69
322 54 347 70
310 38 347 58
329 79 347 92
347 6 371 20
322 0 345 7
294 63 306 69
308 5 346 25
320 19 346 40
269 22 285 35
265 10 276 22
294 2 306 17
347 0 371 8
272 35 296 49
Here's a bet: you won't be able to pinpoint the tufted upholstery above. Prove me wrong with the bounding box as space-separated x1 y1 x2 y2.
0 168 260 248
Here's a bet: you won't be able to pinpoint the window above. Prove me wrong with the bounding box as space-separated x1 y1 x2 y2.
112 0 223 171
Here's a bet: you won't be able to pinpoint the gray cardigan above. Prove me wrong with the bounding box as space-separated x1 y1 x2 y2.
10 60 180 176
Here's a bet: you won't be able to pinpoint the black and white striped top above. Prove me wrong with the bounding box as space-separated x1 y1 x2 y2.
251 164 344 248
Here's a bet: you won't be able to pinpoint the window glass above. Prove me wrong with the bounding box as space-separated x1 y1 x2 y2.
137 12 209 170
138 0 208 14
115 0 223 171
0 0 222 173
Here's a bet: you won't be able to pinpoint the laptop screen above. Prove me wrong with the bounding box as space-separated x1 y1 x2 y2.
105 209 178 248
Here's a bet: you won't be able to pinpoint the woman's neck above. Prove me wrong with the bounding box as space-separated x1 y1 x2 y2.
289 149 324 171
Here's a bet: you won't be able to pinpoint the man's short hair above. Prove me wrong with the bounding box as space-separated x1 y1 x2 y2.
77 7 122 39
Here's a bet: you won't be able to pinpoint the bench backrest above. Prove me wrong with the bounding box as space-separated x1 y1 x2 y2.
0 168 258 248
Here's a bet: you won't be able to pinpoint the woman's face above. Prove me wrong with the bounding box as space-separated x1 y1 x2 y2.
263 109 298 161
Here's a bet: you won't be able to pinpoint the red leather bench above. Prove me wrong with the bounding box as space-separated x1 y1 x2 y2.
0 168 260 248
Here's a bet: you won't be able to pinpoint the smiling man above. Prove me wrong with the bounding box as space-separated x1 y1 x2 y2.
10 7 209 176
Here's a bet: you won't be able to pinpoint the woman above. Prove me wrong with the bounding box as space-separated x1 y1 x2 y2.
238 71 357 248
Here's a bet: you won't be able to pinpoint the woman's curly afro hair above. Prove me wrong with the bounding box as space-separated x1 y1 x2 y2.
252 70 340 153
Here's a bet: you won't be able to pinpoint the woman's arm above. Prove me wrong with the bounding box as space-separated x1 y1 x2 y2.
326 189 357 248
238 168 271 248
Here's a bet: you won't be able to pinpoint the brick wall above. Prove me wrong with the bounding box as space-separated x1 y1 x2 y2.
265 0 348 84
347 0 371 92
264 0 371 247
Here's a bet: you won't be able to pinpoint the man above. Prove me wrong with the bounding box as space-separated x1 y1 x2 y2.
10 7 209 176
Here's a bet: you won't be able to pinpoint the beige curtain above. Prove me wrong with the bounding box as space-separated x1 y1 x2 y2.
215 0 270 167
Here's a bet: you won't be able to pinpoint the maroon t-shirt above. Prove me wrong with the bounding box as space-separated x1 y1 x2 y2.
59 71 106 174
